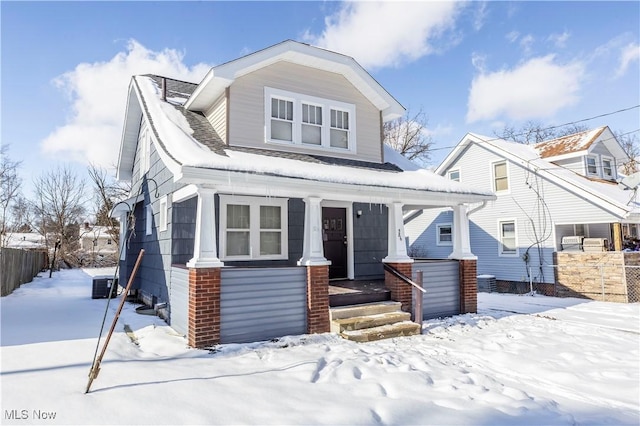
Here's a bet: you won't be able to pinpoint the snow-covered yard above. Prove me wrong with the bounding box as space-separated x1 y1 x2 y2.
1 268 638 425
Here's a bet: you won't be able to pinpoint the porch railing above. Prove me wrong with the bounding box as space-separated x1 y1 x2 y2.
383 263 426 324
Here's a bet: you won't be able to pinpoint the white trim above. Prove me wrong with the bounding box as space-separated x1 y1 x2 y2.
159 195 168 232
585 155 598 176
491 160 510 194
498 218 518 257
601 156 614 179
219 194 289 261
145 204 152 236
436 223 453 246
264 87 357 154
321 200 354 280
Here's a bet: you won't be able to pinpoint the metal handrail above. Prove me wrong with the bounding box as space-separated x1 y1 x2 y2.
383 263 426 293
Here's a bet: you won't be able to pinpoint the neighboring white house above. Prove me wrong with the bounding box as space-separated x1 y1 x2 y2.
79 224 117 254
3 233 46 249
405 126 640 288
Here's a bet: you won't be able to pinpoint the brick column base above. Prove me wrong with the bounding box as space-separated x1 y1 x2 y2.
384 262 413 312
188 267 221 348
306 265 330 334
459 259 477 314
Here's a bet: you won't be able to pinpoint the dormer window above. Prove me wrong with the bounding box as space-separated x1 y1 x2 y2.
602 158 613 179
265 87 356 152
586 156 597 175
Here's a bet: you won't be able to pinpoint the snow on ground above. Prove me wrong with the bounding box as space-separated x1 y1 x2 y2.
1 269 638 425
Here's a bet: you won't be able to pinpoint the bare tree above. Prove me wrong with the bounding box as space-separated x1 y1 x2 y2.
384 107 434 165
87 164 130 248
495 121 588 145
0 145 22 247
616 131 639 175
32 165 87 266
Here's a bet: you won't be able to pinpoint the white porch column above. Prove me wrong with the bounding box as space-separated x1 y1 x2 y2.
298 197 331 266
383 202 413 264
187 187 224 268
449 204 476 260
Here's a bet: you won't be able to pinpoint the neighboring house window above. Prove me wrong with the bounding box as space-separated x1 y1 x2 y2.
436 223 453 246
107 239 112 245
602 158 613 179
219 195 288 260
499 220 518 256
586 156 597 175
493 161 509 192
448 169 460 182
159 196 168 232
265 87 356 152
145 204 152 236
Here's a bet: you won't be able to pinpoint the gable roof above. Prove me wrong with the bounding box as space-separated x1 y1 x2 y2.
437 131 639 221
533 126 626 162
117 75 494 206
183 40 405 122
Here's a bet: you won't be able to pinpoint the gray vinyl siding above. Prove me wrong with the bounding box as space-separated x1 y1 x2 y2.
414 260 460 319
169 266 189 336
228 61 383 163
219 267 307 343
353 203 387 280
205 94 227 144
406 210 453 259
124 121 183 306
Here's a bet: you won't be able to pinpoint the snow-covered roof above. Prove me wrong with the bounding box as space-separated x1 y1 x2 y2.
184 40 405 122
118 75 494 206
3 233 46 249
533 126 626 162
438 132 640 221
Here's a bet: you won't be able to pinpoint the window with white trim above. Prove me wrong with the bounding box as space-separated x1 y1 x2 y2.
602 157 613 179
448 169 460 182
499 220 518 256
493 161 509 192
145 204 152 236
265 87 356 152
586 156 597 175
436 223 453 246
219 195 288 260
159 196 168 232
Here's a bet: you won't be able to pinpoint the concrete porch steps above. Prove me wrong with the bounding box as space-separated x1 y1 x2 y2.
330 301 421 342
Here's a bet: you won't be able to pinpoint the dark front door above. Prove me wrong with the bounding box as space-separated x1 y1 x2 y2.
322 207 348 279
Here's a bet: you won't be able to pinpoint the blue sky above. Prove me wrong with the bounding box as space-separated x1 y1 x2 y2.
2 1 639 195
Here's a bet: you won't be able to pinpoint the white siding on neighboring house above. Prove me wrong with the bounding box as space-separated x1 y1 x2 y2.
205 93 227 144
227 61 382 163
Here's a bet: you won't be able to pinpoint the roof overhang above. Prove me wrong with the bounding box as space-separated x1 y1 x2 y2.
116 81 143 181
184 40 405 122
175 166 494 208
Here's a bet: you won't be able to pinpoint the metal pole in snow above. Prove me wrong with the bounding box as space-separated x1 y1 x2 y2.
85 249 145 394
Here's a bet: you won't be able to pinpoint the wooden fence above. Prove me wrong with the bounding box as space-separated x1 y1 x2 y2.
1 248 49 296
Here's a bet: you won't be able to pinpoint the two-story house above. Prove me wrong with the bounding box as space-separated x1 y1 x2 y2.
113 40 494 347
406 126 640 296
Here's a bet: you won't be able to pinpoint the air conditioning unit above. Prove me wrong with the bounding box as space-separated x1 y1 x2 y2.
583 238 608 252
561 236 584 251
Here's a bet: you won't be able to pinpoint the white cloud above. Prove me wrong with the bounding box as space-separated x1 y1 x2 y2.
547 31 570 48
304 2 466 69
506 31 520 43
519 34 535 55
466 55 584 123
41 40 211 169
471 52 487 73
472 2 489 31
616 42 640 78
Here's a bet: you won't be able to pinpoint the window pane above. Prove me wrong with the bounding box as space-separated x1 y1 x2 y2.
260 206 281 229
501 222 516 253
449 171 460 181
260 231 281 255
302 124 321 145
271 120 292 141
227 204 249 229
330 129 348 148
494 163 507 178
587 157 597 174
227 231 250 256
302 104 322 125
495 177 508 191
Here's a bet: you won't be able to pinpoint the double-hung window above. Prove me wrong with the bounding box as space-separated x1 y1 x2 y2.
493 161 509 192
586 156 597 175
437 224 453 246
219 195 288 260
265 87 356 152
499 220 518 256
602 158 613 179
